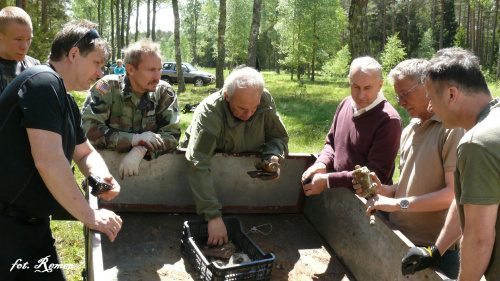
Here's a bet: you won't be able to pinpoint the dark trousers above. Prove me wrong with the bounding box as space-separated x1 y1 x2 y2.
0 215 67 281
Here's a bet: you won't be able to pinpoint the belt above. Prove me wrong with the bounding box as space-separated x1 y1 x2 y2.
0 203 39 223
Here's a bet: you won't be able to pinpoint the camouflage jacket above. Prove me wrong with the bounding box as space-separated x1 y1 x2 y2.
81 74 181 159
0 56 40 95
180 89 289 220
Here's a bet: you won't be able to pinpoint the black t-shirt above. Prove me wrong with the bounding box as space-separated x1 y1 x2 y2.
0 55 41 95
0 64 87 218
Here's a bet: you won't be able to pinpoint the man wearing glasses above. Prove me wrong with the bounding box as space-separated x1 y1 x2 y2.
81 39 180 180
0 6 40 95
355 59 464 279
0 20 122 281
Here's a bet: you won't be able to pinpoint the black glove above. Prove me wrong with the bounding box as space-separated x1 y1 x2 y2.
401 245 442 276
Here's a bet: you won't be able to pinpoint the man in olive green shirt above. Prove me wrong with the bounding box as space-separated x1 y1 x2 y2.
181 67 289 246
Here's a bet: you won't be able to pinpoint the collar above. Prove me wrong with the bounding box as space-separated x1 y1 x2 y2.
120 75 156 103
351 90 386 117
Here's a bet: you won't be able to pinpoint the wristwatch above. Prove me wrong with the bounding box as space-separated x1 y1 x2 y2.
399 199 410 212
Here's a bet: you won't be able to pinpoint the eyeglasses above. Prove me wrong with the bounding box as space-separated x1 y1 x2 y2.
68 28 100 56
395 81 422 101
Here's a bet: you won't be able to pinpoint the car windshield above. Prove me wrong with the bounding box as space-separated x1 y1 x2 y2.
183 63 198 72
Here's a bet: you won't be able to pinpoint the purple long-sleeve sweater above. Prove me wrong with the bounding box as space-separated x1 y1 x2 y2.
316 96 402 188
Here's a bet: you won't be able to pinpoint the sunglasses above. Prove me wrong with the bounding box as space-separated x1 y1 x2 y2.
68 28 100 56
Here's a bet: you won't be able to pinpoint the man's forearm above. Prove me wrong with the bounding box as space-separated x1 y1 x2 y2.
435 199 462 254
459 234 493 280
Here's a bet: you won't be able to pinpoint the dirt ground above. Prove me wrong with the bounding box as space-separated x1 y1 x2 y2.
99 213 354 281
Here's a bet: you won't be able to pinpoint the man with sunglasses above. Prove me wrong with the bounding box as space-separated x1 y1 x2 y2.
0 20 122 281
353 59 464 279
81 39 180 180
0 6 40 95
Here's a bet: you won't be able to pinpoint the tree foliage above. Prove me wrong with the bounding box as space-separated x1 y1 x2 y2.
380 33 406 74
322 44 351 78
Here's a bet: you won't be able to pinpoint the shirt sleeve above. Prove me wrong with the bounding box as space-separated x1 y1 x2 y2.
185 104 223 221
456 143 500 205
441 127 465 172
81 83 136 151
19 73 65 134
261 93 289 162
328 115 402 188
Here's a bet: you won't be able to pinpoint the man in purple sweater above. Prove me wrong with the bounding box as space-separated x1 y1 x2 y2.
302 56 402 195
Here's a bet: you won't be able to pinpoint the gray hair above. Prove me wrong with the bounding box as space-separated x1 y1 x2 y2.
123 39 161 69
388 59 430 84
349 56 383 81
223 67 264 99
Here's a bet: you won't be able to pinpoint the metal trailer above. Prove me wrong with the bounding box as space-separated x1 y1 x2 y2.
83 150 447 281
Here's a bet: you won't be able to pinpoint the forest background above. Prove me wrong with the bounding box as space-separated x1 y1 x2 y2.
4 0 500 85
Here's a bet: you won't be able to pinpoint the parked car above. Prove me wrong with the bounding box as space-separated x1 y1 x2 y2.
161 62 215 87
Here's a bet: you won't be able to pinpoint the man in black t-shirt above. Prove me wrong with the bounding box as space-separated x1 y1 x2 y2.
0 6 40 95
0 20 122 281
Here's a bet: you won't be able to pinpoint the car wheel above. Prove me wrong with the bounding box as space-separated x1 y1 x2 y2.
163 77 173 85
194 77 204 87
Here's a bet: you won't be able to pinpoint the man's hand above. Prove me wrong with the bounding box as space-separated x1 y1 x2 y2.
262 156 280 181
401 245 442 276
132 131 164 151
99 175 120 201
207 217 228 246
118 147 145 179
301 162 327 184
302 173 328 196
365 195 401 214
87 209 123 242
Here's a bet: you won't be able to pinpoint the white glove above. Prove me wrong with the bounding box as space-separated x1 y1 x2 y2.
118 147 145 179
132 131 164 151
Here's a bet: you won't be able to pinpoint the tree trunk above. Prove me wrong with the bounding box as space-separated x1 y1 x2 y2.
15 0 21 8
111 0 115 61
152 0 157 41
146 0 151 38
490 0 499 73
216 0 227 89
41 0 48 32
135 0 140 42
172 0 186 93
126 0 132 46
382 0 386 46
466 3 470 46
275 39 280 74
311 2 317 81
349 0 369 58
471 6 475 51
458 0 461 27
98 0 102 35
116 0 121 58
192 0 199 65
391 0 395 35
121 0 125 48
247 0 262 69
439 0 444 49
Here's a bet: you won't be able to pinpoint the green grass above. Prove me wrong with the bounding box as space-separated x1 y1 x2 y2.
53 70 500 280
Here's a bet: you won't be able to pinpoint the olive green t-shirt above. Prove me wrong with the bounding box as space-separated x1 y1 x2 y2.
455 98 500 280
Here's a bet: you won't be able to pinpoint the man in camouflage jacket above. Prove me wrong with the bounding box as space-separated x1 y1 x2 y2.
82 39 180 179
181 67 289 246
0 6 40 95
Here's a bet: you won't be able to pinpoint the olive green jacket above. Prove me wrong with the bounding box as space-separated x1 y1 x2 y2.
180 89 289 220
81 75 181 159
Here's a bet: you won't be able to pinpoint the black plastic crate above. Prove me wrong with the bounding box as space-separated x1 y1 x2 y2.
181 217 275 281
